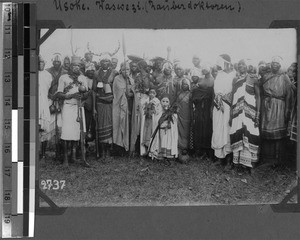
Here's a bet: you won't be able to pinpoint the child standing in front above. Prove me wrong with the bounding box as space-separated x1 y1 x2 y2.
149 94 178 165
140 89 161 156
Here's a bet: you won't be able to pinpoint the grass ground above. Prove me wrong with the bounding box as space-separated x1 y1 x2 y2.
38 150 297 207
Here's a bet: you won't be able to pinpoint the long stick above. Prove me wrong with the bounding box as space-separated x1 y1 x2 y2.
79 99 90 167
54 100 59 161
93 92 100 158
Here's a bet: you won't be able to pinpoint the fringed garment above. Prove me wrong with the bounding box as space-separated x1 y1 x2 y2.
230 74 260 168
260 72 293 161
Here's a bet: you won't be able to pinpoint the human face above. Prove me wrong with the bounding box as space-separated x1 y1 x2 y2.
111 59 118 69
238 61 247 74
101 59 111 70
161 97 170 110
63 58 70 70
130 62 139 74
149 90 156 100
71 64 81 75
163 67 172 76
53 60 61 70
85 53 93 62
175 67 184 78
121 64 130 78
191 76 199 83
39 61 45 71
271 62 281 73
202 68 210 76
192 57 200 67
181 80 189 91
86 70 95 79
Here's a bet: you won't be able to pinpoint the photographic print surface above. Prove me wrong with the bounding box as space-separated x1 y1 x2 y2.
38 28 297 206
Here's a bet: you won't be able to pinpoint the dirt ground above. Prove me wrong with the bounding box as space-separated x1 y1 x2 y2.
38 150 297 207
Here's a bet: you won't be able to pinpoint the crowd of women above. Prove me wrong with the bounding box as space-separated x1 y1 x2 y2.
38 49 298 173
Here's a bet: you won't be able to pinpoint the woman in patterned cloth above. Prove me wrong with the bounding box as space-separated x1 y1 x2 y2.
93 54 115 159
229 59 261 172
260 56 293 167
176 78 192 163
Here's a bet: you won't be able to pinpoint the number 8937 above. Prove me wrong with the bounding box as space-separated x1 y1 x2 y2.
40 179 66 190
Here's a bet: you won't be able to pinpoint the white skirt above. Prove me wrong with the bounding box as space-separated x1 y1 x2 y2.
61 103 80 141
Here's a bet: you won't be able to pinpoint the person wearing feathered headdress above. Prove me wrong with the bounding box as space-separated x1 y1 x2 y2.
38 55 53 161
56 55 90 167
260 56 293 167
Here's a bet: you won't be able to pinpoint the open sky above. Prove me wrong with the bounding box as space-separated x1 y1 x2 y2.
40 28 297 70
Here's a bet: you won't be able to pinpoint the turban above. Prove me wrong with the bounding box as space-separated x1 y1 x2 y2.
71 55 81 65
179 77 191 90
99 53 112 62
173 58 181 68
160 93 171 101
39 55 45 62
192 54 200 60
162 61 173 71
85 62 96 72
111 57 118 63
271 56 283 65
52 53 62 62
216 54 231 70
190 67 203 78
201 62 211 73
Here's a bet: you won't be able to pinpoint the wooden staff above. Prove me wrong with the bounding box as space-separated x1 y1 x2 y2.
77 87 90 167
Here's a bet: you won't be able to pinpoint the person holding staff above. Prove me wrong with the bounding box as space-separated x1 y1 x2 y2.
56 55 89 167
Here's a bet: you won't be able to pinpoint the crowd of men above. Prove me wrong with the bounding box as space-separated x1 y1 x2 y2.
38 49 298 173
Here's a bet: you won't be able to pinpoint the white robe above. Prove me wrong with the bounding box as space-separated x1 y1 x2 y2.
211 71 234 158
39 70 52 141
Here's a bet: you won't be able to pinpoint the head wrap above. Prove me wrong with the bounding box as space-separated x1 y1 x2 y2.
99 53 112 62
39 55 45 63
192 54 200 60
52 53 62 62
160 93 171 101
173 58 181 68
162 61 173 71
217 54 231 70
111 57 118 63
190 67 203 78
179 77 191 90
71 55 81 65
85 62 96 72
201 62 211 73
258 60 267 68
271 56 283 65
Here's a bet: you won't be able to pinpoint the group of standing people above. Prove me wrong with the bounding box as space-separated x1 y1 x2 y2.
38 49 297 172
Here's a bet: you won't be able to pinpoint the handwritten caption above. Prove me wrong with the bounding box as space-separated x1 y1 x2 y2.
41 179 66 190
53 0 242 13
